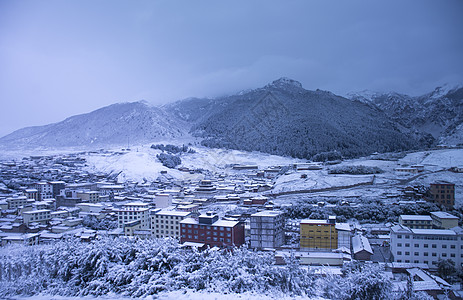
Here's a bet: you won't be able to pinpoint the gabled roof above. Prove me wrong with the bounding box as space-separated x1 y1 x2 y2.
352 235 373 255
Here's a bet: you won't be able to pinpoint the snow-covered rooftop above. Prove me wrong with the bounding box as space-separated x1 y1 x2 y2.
156 210 191 217
251 210 283 217
352 235 373 254
400 215 432 221
411 228 456 235
430 211 458 219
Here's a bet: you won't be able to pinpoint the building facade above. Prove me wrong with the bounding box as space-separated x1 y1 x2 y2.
429 181 455 208
300 216 338 251
22 209 51 226
399 215 433 229
390 224 463 269
116 202 150 230
250 210 285 249
430 211 459 229
151 210 191 239
180 212 245 248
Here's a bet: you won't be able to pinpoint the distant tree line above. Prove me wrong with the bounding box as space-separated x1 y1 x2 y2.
283 200 441 224
328 165 384 175
150 144 195 154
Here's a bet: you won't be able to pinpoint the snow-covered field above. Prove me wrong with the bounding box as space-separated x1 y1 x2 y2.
83 145 303 183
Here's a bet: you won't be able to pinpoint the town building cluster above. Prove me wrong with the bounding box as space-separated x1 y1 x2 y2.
0 151 462 298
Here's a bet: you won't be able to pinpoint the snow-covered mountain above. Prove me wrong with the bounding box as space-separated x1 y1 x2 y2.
0 101 190 149
167 78 431 159
348 85 463 145
0 78 447 157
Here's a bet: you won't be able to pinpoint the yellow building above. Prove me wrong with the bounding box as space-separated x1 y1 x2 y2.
300 216 338 251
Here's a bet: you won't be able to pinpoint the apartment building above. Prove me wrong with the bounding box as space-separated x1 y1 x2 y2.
48 181 66 198
429 181 455 208
152 210 191 239
76 191 100 203
390 224 463 269
180 212 245 248
399 215 433 229
300 216 351 251
22 209 51 226
430 211 459 229
250 210 285 250
35 182 53 201
116 202 150 230
7 196 33 209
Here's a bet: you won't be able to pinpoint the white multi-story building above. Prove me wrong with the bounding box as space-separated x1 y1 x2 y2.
22 209 51 226
151 210 191 239
116 202 150 230
390 224 463 269
35 182 53 201
399 215 433 229
7 196 33 209
250 210 285 249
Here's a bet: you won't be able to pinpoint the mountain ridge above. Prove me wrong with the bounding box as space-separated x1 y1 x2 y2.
2 78 461 158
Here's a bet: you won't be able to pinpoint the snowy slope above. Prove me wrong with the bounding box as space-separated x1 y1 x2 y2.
0 101 191 149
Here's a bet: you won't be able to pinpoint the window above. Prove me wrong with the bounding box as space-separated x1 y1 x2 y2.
414 252 419 256
432 244 437 248
432 253 437 257
398 235 402 239
405 243 410 247
442 244 447 249
424 244 428 248
442 253 447 257
424 252 428 256
398 243 402 247
405 252 410 255
397 251 402 255
451 245 456 249
414 244 419 248
451 253 456 258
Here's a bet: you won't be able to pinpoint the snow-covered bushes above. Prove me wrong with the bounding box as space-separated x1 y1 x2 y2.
0 237 426 298
328 165 383 175
157 153 182 168
151 144 195 154
311 150 343 162
284 200 440 223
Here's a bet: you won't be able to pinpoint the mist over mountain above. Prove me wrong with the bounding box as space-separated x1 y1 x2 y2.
168 78 429 159
2 78 458 158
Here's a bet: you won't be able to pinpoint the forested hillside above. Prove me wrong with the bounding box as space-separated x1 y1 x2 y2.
183 78 430 159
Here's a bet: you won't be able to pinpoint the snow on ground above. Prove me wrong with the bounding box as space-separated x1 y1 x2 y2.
272 170 374 194
181 147 303 172
13 291 325 300
83 148 182 183
83 145 303 183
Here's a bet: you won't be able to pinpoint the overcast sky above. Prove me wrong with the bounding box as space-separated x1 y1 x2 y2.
1 1 462 137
